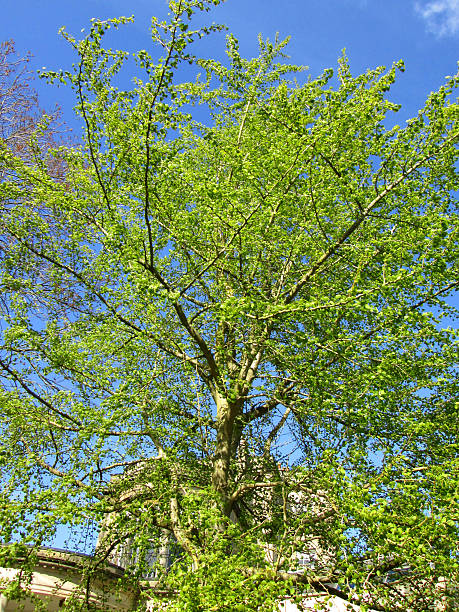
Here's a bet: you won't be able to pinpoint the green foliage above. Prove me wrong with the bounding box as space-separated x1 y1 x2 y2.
0 0 458 609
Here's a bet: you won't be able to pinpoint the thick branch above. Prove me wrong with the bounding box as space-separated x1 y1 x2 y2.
285 140 458 304
0 356 81 426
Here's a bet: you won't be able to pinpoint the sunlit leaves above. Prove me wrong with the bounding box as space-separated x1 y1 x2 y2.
0 0 458 609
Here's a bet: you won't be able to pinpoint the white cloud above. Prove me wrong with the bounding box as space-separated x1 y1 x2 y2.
415 0 459 36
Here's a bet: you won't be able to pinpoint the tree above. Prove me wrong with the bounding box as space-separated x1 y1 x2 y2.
0 39 63 160
0 39 40 156
0 1 458 610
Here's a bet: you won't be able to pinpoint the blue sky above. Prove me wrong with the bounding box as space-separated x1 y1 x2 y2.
2 0 458 129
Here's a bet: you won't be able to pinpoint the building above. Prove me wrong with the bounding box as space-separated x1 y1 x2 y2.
0 547 136 611
0 464 453 610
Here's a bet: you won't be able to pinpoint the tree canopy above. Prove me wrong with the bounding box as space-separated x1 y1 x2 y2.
0 1 458 610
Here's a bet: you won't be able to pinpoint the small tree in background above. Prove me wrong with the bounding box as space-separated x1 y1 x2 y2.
0 1 458 610
0 39 63 160
0 40 38 154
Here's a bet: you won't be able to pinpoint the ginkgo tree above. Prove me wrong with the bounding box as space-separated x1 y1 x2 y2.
0 0 458 610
